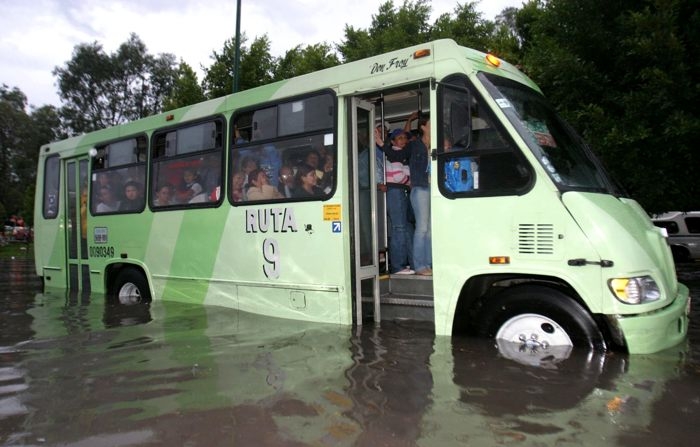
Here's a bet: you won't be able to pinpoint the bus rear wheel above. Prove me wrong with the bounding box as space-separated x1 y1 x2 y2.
112 268 152 305
476 285 606 351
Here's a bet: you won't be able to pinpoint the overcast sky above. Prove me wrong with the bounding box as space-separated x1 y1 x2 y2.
0 0 522 109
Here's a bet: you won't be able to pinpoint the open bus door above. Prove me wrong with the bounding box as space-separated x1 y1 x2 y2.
64 157 91 292
350 99 380 325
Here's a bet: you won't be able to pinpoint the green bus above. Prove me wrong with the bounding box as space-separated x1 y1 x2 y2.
34 39 689 355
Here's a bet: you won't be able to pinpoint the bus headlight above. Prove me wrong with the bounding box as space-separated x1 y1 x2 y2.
608 276 660 304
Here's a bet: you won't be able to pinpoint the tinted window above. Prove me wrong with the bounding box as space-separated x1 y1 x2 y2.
151 119 224 209
685 217 700 234
438 75 531 197
43 155 60 219
91 135 147 215
231 92 336 204
654 221 679 234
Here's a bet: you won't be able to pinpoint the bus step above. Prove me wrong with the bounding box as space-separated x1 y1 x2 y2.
380 274 433 296
362 293 434 322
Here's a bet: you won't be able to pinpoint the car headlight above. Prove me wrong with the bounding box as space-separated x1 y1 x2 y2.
608 276 661 304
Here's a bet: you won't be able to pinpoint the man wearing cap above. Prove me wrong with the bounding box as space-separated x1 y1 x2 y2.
382 128 414 275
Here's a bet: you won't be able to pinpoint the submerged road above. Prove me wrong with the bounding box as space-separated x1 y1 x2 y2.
1 257 698 446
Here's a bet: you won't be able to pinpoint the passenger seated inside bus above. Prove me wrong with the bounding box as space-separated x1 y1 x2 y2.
176 169 206 204
293 164 324 198
238 143 282 188
120 181 144 211
246 168 284 201
92 172 121 206
304 149 324 182
319 153 334 194
240 156 259 191
277 166 295 198
95 185 120 213
153 183 175 207
198 155 221 201
303 149 335 194
231 171 246 202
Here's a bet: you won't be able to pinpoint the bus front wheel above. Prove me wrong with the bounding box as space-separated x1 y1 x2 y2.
112 268 152 305
476 285 606 351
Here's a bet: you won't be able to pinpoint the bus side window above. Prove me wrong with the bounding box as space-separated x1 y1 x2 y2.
439 76 531 196
230 92 336 205
151 119 224 209
91 136 147 215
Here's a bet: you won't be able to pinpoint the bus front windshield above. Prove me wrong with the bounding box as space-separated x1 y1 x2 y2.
480 72 618 194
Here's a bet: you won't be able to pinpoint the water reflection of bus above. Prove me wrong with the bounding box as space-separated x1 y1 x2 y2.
34 39 688 355
9 292 693 445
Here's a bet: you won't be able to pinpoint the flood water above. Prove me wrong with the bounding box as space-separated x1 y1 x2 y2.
1 257 698 446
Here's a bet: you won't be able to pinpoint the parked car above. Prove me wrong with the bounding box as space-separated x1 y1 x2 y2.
652 211 700 262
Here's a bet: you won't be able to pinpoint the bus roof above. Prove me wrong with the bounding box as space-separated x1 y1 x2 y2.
40 39 536 156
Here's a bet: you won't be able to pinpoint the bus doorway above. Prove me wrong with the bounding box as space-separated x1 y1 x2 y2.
350 98 380 325
64 157 91 291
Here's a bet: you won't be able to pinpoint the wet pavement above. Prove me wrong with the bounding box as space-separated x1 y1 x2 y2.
1 258 698 446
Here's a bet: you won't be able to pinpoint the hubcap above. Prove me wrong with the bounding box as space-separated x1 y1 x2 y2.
496 313 573 348
118 282 142 305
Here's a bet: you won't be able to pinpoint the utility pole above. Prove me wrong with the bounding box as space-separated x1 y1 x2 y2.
233 0 242 93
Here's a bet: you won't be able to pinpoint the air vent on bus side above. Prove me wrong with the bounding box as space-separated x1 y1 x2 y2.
517 223 555 255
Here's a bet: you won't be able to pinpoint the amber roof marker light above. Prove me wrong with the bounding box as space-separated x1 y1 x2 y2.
485 53 501 67
413 48 431 59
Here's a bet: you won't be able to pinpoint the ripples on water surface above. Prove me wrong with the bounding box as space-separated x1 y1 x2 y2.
0 259 698 446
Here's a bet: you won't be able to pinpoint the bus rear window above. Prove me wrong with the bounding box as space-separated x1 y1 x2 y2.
43 155 60 219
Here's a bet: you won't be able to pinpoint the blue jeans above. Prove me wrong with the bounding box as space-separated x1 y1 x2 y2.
386 187 413 272
410 186 432 271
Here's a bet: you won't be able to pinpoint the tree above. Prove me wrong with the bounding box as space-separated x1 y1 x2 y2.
338 0 433 62
163 62 206 111
53 33 178 134
274 43 340 81
517 0 700 212
431 2 495 52
203 34 277 98
240 35 276 90
0 86 60 224
0 86 31 219
338 0 519 63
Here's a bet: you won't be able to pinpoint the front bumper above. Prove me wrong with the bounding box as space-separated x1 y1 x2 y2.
613 283 690 354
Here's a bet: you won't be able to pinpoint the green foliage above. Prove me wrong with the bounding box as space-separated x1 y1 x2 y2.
338 1 520 63
0 86 58 223
339 0 433 61
0 242 33 260
202 34 277 98
518 0 700 212
432 2 496 51
53 33 178 134
0 86 31 220
3 0 698 213
274 43 340 81
163 62 206 110
240 35 276 90
201 35 242 99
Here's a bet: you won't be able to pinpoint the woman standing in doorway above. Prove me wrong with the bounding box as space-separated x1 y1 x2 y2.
406 113 432 276
376 112 432 276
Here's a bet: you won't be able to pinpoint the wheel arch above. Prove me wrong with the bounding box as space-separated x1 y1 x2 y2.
670 244 691 263
450 273 620 350
105 261 153 298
